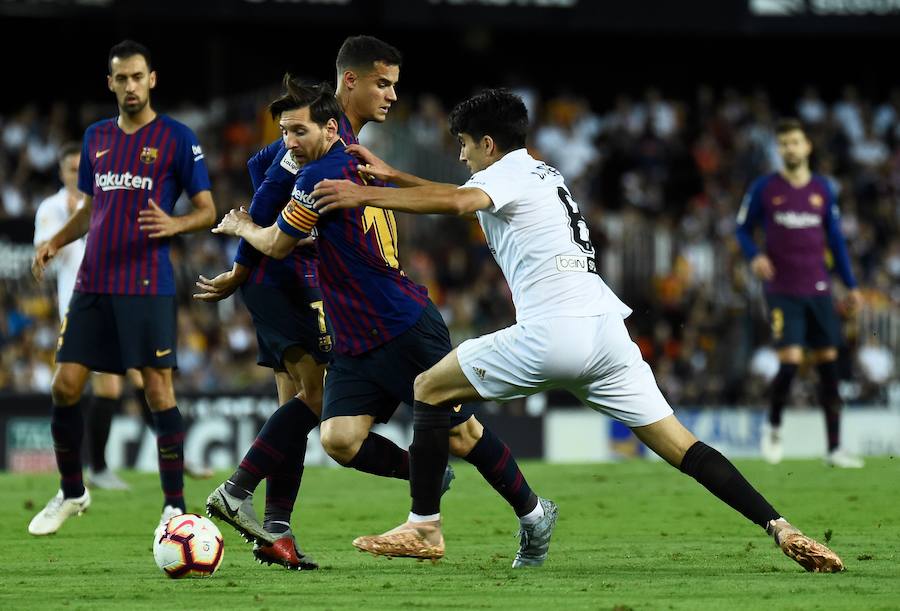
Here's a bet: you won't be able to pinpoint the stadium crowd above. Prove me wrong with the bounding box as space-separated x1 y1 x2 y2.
1 84 898 405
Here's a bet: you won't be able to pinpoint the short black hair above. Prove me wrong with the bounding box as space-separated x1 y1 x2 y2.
336 35 402 74
775 117 807 137
108 39 152 74
58 141 81 163
449 89 528 152
268 74 342 126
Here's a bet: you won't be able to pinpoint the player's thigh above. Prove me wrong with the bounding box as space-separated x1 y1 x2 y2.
274 370 299 405
321 353 397 424
111 295 177 371
319 414 376 456
282 345 325 415
415 348 484 407
56 291 126 375
575 314 674 428
91 372 123 398
766 293 806 350
240 284 334 371
805 295 841 352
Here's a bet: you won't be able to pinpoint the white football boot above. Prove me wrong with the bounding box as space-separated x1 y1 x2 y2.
155 505 185 541
760 423 783 464
28 489 91 535
824 448 864 469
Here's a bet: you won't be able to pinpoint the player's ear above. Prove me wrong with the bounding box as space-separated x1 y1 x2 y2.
325 118 338 139
107 74 114 92
148 70 157 90
342 69 357 91
482 135 495 156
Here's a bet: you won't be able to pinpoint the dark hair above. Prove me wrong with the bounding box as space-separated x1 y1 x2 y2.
449 89 528 152
108 39 152 73
268 74 341 126
775 118 806 136
336 35 402 74
58 141 81 163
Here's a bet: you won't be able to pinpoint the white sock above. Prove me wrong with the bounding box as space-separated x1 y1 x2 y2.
519 499 544 525
408 512 440 523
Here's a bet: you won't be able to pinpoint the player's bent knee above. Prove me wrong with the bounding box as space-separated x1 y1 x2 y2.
51 371 85 405
413 369 447 406
320 425 364 465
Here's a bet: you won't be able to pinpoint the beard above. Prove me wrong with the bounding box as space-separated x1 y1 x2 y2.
121 95 148 116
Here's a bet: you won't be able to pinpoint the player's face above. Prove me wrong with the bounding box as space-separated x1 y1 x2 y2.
280 107 338 165
457 133 490 173
777 129 811 170
108 54 156 116
59 153 79 192
348 61 399 123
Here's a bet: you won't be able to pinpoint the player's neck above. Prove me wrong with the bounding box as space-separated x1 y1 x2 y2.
117 106 157 134
780 166 811 188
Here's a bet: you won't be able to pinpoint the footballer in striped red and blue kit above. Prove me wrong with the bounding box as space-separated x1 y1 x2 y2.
76 114 211 295
277 139 428 356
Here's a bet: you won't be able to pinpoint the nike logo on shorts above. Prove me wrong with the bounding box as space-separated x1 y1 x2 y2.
156 348 172 357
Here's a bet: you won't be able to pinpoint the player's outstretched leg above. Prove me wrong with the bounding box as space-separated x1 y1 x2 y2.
816 360 864 468
634 415 845 573
763 362 795 464
207 396 318 546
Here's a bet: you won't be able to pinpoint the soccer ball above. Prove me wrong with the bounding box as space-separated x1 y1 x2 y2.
153 513 224 578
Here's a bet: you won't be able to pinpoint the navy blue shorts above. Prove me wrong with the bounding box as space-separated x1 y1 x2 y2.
240 283 334 369
322 300 475 426
766 293 841 349
56 291 177 374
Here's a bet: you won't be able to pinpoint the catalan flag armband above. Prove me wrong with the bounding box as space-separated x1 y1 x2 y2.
280 187 320 234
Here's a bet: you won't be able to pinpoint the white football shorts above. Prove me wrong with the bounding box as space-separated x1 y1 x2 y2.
456 313 673 428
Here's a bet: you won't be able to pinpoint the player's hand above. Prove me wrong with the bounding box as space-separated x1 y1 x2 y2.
32 241 57 282
211 207 252 237
138 199 180 238
345 144 394 183
845 288 864 316
311 179 367 214
193 270 242 302
750 254 775 281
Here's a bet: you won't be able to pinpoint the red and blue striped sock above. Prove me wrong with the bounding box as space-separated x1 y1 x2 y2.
152 407 186 511
463 426 538 517
51 402 85 498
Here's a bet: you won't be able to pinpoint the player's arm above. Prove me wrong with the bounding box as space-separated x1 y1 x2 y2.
344 144 443 188
193 261 251 302
32 196 92 281
735 179 774 281
312 180 491 216
212 206 302 260
823 190 862 312
138 191 216 238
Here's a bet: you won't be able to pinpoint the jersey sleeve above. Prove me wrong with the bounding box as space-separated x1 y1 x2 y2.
735 177 766 261
247 140 282 192
77 134 93 197
235 148 300 267
461 165 521 212
822 181 858 289
175 126 213 197
277 169 321 238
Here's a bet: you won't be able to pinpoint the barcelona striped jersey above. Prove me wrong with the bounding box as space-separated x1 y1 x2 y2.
276 140 428 356
76 114 211 295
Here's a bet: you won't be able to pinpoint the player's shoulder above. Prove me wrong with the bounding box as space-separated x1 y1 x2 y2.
810 173 837 196
35 189 66 216
299 146 355 185
83 117 117 138
157 114 202 144
751 172 779 191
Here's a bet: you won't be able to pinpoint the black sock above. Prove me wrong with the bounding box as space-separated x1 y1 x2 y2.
463 426 538 517
262 401 319 533
347 433 410 479
229 397 316 497
409 400 451 516
680 441 780 529
816 361 841 452
769 363 797 427
152 407 186 511
87 396 119 472
135 388 155 432
52 401 85 498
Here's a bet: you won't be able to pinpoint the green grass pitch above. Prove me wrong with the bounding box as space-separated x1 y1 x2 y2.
1 458 897 610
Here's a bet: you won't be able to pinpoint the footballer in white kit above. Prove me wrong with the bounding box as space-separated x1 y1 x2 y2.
311 89 845 574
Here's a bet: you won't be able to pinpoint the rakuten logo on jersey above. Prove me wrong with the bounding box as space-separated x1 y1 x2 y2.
95 171 154 192
774 211 821 229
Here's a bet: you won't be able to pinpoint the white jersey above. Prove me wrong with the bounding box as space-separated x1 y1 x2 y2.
33 188 85 319
461 148 631 323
